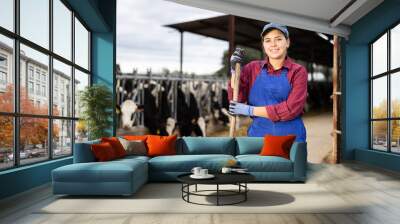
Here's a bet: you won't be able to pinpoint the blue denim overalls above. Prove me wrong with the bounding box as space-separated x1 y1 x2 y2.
247 67 306 142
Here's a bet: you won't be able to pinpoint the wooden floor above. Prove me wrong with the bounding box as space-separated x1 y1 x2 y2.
1 161 400 224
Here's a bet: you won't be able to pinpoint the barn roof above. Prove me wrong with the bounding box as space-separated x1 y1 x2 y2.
165 15 333 66
165 0 383 38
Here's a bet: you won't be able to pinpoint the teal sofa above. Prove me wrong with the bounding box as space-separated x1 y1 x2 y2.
52 137 307 196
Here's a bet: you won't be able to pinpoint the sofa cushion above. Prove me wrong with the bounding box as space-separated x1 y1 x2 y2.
148 154 235 172
235 137 263 155
147 135 177 157
115 155 150 163
260 135 296 159
101 137 127 158
52 159 147 183
91 142 118 161
122 135 148 141
236 155 293 172
178 137 235 155
118 138 147 156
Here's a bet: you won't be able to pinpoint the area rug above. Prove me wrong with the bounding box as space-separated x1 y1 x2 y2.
37 183 361 214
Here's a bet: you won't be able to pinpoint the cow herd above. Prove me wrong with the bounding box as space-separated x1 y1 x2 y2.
116 74 230 137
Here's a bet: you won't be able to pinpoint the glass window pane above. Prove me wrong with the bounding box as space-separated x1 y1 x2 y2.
20 117 49 165
53 59 72 117
372 77 387 119
53 119 72 158
372 121 388 151
74 18 89 70
20 44 49 115
53 0 72 60
391 24 400 70
74 69 89 118
391 72 400 118
20 0 49 49
0 0 14 31
372 33 387 76
391 120 400 153
0 34 14 112
75 120 88 143
0 116 14 170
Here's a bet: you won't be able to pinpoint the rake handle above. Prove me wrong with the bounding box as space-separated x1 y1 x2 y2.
229 63 241 137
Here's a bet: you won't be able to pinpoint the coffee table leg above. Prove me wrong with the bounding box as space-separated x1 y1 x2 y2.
245 183 247 201
195 184 197 192
182 184 189 202
187 184 190 202
217 184 219 206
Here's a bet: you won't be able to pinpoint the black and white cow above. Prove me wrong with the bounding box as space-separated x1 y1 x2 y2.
117 78 229 137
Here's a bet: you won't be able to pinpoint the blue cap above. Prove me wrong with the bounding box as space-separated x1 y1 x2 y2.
260 23 289 39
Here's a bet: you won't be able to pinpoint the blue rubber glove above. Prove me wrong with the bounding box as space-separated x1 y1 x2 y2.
230 48 245 71
229 101 254 116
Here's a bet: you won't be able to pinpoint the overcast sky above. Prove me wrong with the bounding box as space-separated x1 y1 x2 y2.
116 0 228 75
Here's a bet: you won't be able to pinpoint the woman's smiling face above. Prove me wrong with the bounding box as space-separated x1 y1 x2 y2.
262 29 290 60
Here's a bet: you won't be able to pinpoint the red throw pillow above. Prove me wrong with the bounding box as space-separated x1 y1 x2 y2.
146 135 177 157
101 137 127 158
260 135 296 159
123 135 148 141
91 142 117 161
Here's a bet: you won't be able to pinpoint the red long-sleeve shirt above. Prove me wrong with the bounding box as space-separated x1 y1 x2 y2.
228 57 308 122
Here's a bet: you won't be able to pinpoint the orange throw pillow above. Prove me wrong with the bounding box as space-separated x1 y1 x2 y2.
91 142 117 161
146 135 177 157
123 135 148 141
260 135 296 159
101 137 127 158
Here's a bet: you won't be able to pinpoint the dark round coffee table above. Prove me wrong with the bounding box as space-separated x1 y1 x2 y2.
177 172 255 206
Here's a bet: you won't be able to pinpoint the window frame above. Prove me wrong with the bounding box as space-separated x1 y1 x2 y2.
370 20 400 154
0 0 92 171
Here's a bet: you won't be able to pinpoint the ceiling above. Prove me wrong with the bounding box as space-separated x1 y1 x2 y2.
165 0 384 38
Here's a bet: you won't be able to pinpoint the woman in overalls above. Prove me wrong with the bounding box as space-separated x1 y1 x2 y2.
228 23 307 142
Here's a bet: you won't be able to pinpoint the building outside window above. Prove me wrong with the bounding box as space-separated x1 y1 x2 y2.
0 54 7 67
41 85 46 97
0 71 7 93
54 88 58 104
28 66 34 80
0 71 6 85
35 69 40 81
0 54 7 89
28 81 34 94
371 23 400 154
41 73 46 83
35 83 40 95
0 0 91 170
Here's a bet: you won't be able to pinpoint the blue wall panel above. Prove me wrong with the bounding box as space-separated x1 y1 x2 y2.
92 33 114 87
0 158 72 199
343 0 400 171
342 44 370 159
355 148 400 172
91 0 116 135
92 32 116 136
